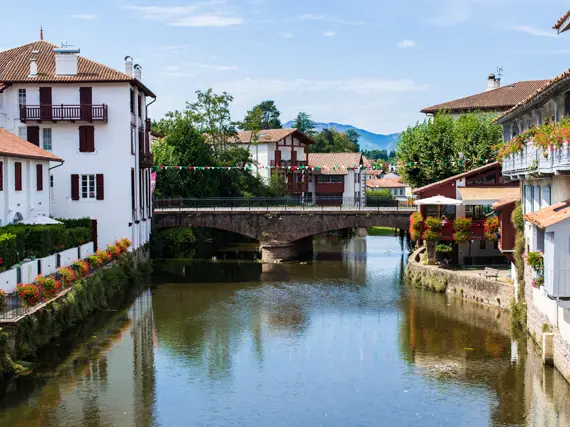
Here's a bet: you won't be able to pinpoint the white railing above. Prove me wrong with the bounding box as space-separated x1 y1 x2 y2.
503 142 570 176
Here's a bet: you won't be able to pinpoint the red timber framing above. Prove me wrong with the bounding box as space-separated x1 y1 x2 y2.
272 134 310 194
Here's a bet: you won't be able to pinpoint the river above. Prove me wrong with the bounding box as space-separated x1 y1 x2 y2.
0 235 570 426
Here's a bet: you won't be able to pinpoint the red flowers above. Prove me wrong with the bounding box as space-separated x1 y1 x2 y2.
409 212 424 242
58 267 77 287
17 284 40 307
484 216 499 241
452 217 472 243
0 289 6 312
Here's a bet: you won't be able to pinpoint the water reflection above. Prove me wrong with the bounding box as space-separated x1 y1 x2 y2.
0 236 570 426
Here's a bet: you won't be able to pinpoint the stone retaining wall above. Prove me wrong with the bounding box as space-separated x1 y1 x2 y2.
406 248 514 310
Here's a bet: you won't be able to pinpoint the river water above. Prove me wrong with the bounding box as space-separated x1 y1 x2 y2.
1 235 570 426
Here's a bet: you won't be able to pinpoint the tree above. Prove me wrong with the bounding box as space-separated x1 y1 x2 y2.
293 112 316 135
345 129 360 152
267 171 288 196
396 112 501 189
241 100 282 131
310 128 361 153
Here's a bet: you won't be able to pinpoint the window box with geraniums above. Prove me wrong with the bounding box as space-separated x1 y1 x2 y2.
0 289 6 312
58 267 77 288
453 217 472 244
528 251 544 288
34 275 61 300
72 260 90 278
107 244 121 260
484 216 499 241
423 217 442 263
17 284 40 307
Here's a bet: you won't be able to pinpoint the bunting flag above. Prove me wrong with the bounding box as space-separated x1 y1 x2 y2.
151 172 157 193
152 157 494 171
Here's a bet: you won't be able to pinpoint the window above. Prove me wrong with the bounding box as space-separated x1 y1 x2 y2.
425 205 440 218
131 125 136 155
130 89 135 114
533 185 541 212
18 127 27 140
18 89 26 107
0 161 3 191
465 205 491 220
27 126 39 146
50 175 54 200
537 227 545 252
42 128 52 151
81 174 96 199
480 240 486 250
138 94 143 118
36 164 43 191
0 94 3 109
14 162 22 191
542 185 551 208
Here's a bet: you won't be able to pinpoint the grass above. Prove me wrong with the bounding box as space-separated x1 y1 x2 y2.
367 227 397 236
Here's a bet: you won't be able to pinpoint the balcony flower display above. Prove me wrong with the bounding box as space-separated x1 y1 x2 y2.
453 217 472 243
34 275 61 300
17 284 40 307
58 267 77 287
528 251 544 275
0 289 6 312
484 216 499 241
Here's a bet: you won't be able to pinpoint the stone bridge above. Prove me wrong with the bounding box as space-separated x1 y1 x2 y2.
153 207 413 261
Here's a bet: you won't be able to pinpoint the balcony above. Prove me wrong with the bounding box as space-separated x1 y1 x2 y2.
139 153 154 169
270 160 308 168
502 142 570 177
20 104 108 123
288 182 308 193
440 220 485 241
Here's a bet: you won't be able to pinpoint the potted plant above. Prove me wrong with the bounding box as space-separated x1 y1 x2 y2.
484 216 499 241
409 212 424 243
0 289 6 313
453 217 472 244
435 244 453 263
528 251 544 287
423 217 442 263
17 284 41 307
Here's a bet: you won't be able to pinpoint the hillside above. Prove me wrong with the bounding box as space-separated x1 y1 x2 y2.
283 121 400 151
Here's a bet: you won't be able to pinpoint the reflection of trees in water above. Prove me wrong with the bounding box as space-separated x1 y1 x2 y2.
154 260 263 284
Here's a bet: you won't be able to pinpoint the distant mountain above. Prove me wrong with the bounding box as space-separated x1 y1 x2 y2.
283 121 400 151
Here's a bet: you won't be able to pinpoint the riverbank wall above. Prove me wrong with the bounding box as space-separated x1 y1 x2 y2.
406 247 514 310
0 252 150 378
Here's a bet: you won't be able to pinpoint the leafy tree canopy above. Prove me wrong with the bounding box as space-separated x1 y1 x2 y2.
292 112 316 135
396 112 501 189
310 128 360 153
241 100 282 131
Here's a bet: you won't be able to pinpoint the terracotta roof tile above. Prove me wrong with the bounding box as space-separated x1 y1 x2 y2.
0 41 155 97
554 10 570 30
308 152 362 175
492 195 520 210
0 128 62 161
421 80 549 114
227 128 314 145
413 162 500 195
525 200 570 229
366 178 406 188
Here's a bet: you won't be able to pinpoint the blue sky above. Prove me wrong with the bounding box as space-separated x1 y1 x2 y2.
2 0 570 134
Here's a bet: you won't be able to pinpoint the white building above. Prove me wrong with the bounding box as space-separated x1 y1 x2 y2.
0 128 62 225
366 175 410 199
307 153 366 206
0 40 156 250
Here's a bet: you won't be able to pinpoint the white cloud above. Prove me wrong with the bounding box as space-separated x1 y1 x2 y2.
398 40 416 48
294 13 365 26
126 2 243 27
278 32 295 38
67 14 99 20
429 0 498 26
509 25 557 38
323 31 336 37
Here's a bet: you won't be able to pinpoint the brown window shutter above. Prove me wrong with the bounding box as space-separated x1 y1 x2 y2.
14 162 22 191
87 127 95 152
79 126 87 152
146 172 150 215
71 174 80 200
139 130 144 154
0 161 3 191
139 170 143 209
27 126 40 146
36 164 43 191
131 168 135 210
96 174 104 200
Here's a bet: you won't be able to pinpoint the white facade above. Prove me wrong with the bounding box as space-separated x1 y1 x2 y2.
0 156 51 226
0 54 154 250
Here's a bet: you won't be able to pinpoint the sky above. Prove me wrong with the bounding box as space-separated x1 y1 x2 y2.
2 0 570 134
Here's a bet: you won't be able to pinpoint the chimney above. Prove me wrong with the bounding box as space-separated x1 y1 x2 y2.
29 50 39 77
53 47 80 76
134 64 142 81
125 56 133 76
486 73 500 91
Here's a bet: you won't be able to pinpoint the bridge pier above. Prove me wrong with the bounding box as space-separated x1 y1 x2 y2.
261 239 312 262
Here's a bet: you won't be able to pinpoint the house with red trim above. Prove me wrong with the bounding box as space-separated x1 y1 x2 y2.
413 162 518 266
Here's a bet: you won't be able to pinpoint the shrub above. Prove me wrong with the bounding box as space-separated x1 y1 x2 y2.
87 255 102 269
528 251 544 275
107 245 121 260
56 217 92 229
58 267 77 287
153 228 197 258
511 203 524 233
409 212 424 241
423 217 442 242
72 260 90 278
484 216 499 241
35 275 60 299
65 227 91 246
453 217 472 243
436 244 453 253
0 233 18 270
17 284 40 307
96 250 112 265
0 289 6 312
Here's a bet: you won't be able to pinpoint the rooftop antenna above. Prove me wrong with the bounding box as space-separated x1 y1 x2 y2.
496 66 504 83
60 41 72 48
40 26 43 41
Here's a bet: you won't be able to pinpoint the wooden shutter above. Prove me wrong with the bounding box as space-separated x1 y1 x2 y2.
0 161 3 191
139 170 143 209
96 174 104 200
27 126 40 146
79 126 95 152
146 172 150 216
14 162 22 191
71 174 80 200
36 164 43 191
131 168 135 210
79 126 87 152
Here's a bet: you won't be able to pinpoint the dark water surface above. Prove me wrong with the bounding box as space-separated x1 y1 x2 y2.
1 236 570 426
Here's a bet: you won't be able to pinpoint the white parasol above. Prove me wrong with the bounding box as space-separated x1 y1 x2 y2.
414 195 462 206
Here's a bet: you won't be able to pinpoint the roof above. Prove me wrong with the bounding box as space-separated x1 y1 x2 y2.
458 187 519 205
492 196 520 210
421 80 549 114
362 156 371 167
413 162 500 195
0 40 155 97
554 10 570 31
228 128 314 145
525 200 570 229
366 178 406 189
0 128 62 161
308 152 362 175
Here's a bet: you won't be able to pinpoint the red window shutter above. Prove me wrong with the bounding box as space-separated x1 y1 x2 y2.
0 161 3 191
131 168 135 210
71 174 80 200
96 174 104 200
87 127 95 152
14 162 22 191
146 172 150 216
36 164 43 191
139 170 143 209
27 126 40 146
79 126 87 152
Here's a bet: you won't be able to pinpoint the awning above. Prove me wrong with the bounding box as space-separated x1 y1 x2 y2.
414 195 462 206
21 215 62 225
458 187 519 206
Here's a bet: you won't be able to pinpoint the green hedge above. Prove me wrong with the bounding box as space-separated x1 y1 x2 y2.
56 217 92 230
0 224 92 269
